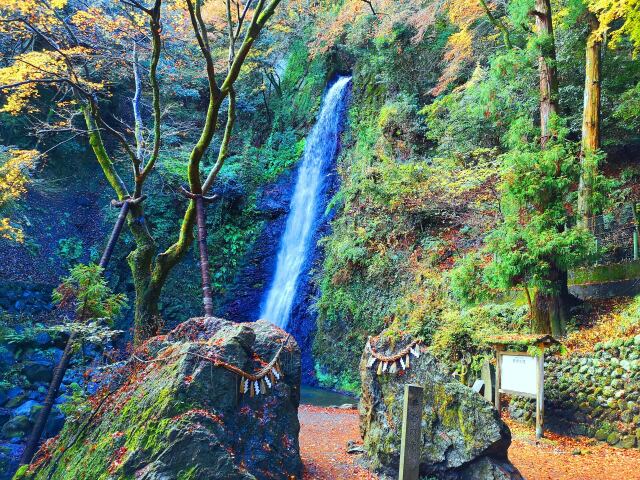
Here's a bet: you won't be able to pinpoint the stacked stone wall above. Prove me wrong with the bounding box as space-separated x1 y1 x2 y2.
509 335 640 449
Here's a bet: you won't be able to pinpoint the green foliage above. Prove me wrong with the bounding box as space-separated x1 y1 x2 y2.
0 314 55 347
431 303 529 377
56 237 84 266
423 47 538 157
58 382 90 418
615 81 640 129
449 251 496 305
482 118 602 294
52 263 127 324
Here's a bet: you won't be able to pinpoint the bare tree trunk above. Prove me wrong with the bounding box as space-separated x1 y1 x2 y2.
534 0 559 146
20 199 132 465
20 332 76 465
578 13 602 227
195 196 214 317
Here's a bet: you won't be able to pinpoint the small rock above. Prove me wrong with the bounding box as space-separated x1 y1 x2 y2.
34 332 52 347
3 388 26 409
619 435 637 449
346 440 365 454
606 432 621 445
0 407 11 427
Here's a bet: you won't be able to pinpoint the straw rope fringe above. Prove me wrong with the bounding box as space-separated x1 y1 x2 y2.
131 334 292 396
366 337 422 375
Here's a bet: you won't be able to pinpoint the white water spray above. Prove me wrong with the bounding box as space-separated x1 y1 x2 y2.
261 76 352 328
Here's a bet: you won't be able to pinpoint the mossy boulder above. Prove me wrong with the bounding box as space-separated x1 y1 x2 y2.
359 335 522 480
1 416 32 439
16 317 302 480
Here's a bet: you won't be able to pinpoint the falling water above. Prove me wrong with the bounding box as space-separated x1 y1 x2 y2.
260 76 352 329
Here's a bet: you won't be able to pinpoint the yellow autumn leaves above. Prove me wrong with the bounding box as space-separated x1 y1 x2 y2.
0 48 104 115
0 0 66 16
589 0 640 53
0 148 37 242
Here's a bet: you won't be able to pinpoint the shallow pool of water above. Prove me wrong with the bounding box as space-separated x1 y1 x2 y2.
300 385 357 407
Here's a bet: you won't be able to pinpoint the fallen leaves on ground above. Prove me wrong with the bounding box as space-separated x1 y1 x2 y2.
299 405 640 480
299 405 376 480
507 419 640 480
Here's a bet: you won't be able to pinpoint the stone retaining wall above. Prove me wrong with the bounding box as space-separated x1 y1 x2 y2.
509 335 640 449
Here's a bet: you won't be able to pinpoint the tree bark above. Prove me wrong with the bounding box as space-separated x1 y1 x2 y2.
530 0 568 337
20 332 76 465
532 263 567 337
534 0 559 146
20 193 140 465
578 13 602 227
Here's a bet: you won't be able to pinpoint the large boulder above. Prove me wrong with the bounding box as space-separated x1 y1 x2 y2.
359 335 522 480
16 317 302 480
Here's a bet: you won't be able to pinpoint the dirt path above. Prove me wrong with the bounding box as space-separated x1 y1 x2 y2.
299 405 374 479
299 405 640 480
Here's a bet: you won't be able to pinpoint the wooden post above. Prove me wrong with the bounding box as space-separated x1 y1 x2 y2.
535 347 545 439
481 361 495 405
399 384 423 480
634 229 638 261
494 347 503 415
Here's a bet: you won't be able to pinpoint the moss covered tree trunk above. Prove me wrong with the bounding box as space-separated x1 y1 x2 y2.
578 13 602 227
532 263 567 337
534 0 559 146
531 0 570 337
81 0 278 346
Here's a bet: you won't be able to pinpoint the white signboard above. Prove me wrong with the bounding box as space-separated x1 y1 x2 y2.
500 354 537 397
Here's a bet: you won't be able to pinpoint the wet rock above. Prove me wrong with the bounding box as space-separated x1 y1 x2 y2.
14 400 40 419
19 317 302 480
21 360 53 383
359 335 522 480
3 388 26 409
34 333 52 347
44 407 65 437
1 415 32 439
0 442 23 480
0 347 15 370
0 408 11 427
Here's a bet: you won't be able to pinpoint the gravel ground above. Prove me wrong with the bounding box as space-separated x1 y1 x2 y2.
299 405 640 480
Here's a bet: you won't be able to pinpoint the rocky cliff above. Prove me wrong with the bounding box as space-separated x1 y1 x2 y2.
15 317 302 480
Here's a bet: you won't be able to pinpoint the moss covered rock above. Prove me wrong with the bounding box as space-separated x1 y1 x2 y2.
16 317 302 480
359 334 522 480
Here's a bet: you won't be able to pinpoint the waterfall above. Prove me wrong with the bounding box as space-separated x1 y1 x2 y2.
260 76 352 329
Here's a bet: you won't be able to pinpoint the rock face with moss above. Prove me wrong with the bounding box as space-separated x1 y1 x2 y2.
16 317 302 480
359 335 522 480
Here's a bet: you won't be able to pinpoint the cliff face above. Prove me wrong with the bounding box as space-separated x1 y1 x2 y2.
16 317 302 480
